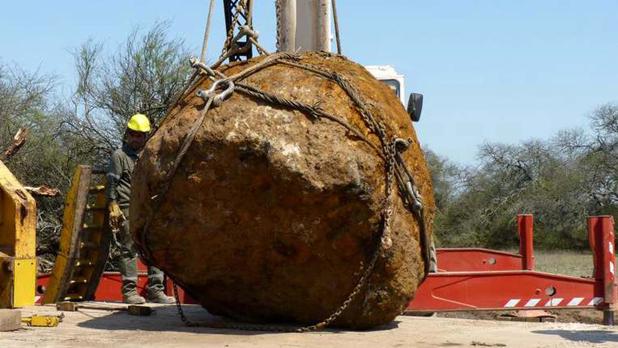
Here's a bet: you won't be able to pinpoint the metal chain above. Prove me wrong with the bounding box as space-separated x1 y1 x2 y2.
171 237 382 332
154 0 257 135
275 0 283 50
136 80 222 265
234 83 380 154
173 282 197 327
272 58 411 248
381 139 397 250
277 60 383 140
275 0 283 51
159 65 391 332
271 59 428 258
392 140 430 274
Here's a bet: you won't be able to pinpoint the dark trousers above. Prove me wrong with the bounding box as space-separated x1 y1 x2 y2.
117 208 164 295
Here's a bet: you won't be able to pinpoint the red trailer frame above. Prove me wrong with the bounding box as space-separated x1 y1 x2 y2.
407 215 617 325
37 263 196 305
435 214 535 273
37 215 616 325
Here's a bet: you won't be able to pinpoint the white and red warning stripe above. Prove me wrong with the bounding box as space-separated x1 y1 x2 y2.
503 297 603 308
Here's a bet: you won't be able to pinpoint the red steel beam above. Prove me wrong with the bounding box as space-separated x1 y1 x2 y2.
37 272 149 303
435 248 522 272
35 214 614 325
588 215 617 324
408 270 601 312
435 214 534 272
36 260 198 304
518 214 535 270
409 215 616 324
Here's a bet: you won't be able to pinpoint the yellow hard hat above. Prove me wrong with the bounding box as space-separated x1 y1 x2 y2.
127 113 151 133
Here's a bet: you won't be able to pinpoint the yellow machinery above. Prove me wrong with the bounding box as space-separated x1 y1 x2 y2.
0 160 36 308
42 165 111 304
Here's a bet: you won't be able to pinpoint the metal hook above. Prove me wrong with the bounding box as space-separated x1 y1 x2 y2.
196 79 235 106
394 138 411 152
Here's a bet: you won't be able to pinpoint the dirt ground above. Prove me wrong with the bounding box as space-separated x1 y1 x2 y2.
2 303 618 348
438 309 603 326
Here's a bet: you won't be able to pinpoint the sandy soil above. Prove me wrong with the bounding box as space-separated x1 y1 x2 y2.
2 304 618 348
439 309 604 325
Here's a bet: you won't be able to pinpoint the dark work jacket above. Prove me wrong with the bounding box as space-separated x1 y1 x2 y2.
106 143 139 209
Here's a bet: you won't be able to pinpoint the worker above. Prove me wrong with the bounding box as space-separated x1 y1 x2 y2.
106 113 174 304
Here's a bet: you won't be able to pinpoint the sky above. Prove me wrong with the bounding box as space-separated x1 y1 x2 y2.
0 1 616 164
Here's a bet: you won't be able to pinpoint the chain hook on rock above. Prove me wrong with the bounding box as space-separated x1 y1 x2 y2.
197 79 235 106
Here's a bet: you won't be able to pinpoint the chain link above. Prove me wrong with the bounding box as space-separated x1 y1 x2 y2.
173 282 197 327
171 240 382 332
275 0 283 51
381 139 397 250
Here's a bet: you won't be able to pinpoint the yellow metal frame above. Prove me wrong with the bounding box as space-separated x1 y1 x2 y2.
22 314 62 327
42 166 89 303
0 160 36 308
42 166 111 304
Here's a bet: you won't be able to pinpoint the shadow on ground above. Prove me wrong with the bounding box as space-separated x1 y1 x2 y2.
77 304 401 335
533 329 618 344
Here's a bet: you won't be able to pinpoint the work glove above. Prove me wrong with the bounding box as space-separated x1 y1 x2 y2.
108 201 126 232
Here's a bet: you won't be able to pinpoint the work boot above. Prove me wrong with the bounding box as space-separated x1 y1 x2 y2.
147 290 175 304
123 292 146 304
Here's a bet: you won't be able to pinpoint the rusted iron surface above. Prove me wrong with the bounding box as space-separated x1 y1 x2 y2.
132 52 435 329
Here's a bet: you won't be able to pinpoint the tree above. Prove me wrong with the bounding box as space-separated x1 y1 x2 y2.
556 104 618 215
423 149 466 245
62 21 193 167
424 149 461 211
432 103 617 250
1 22 195 271
585 104 618 212
0 64 73 269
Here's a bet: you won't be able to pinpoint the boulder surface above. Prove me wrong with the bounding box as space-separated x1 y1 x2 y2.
131 52 435 329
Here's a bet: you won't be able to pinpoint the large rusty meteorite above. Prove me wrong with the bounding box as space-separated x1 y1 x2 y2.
131 52 435 329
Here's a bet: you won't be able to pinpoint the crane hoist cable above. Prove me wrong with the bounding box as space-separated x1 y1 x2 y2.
331 0 342 54
200 0 217 63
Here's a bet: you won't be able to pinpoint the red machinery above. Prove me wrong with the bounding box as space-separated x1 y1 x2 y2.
434 214 535 273
37 214 616 325
37 264 195 304
408 215 617 325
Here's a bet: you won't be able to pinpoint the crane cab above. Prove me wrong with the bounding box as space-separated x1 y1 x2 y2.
366 65 423 122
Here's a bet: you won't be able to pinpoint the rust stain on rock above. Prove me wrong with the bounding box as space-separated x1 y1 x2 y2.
131 52 435 329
